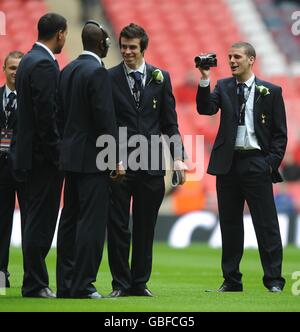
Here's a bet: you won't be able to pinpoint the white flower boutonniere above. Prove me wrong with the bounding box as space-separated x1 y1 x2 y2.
152 69 164 83
255 85 270 103
256 85 270 97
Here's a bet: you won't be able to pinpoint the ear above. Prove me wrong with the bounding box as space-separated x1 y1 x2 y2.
249 56 255 65
99 39 105 50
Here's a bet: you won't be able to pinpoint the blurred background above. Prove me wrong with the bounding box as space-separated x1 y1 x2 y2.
1 0 300 247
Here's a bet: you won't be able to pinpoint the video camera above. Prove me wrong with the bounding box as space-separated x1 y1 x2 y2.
194 53 217 70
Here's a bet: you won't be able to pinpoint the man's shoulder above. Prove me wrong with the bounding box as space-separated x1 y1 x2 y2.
217 77 235 85
108 63 123 75
256 78 281 91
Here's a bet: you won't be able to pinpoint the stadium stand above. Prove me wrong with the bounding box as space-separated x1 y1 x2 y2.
101 0 300 212
0 0 69 84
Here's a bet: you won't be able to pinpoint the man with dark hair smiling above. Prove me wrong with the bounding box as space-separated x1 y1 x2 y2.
15 13 67 298
107 23 186 298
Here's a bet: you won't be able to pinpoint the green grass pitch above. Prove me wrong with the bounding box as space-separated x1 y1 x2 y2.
0 244 299 312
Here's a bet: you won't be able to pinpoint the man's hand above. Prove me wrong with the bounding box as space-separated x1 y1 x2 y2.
196 53 211 80
197 67 210 80
173 160 188 185
110 163 126 182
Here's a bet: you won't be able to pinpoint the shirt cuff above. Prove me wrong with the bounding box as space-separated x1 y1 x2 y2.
199 78 210 87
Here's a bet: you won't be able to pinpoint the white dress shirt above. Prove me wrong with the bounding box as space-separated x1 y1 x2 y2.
199 76 261 150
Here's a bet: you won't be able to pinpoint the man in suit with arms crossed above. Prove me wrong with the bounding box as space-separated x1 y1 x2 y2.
107 23 187 298
14 13 67 298
0 51 26 288
196 42 287 292
56 21 124 299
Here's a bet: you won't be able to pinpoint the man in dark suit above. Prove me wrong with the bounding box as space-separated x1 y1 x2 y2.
0 51 26 288
14 13 67 298
56 21 124 299
107 23 186 297
196 42 287 293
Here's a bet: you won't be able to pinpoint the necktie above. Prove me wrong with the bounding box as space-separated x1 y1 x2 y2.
237 83 246 125
5 92 16 115
130 71 143 105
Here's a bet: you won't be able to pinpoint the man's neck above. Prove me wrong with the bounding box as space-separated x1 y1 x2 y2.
237 71 254 83
126 59 145 71
37 40 55 54
6 83 15 92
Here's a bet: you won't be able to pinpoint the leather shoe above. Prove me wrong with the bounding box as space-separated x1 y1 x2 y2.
269 286 282 293
107 289 130 298
206 283 243 292
130 288 154 297
24 287 56 298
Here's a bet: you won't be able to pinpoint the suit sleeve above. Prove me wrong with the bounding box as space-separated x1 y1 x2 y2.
196 81 221 115
88 67 118 161
160 71 185 161
31 59 60 166
265 87 287 170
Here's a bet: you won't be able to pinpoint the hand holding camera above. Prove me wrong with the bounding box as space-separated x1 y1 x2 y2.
194 53 217 79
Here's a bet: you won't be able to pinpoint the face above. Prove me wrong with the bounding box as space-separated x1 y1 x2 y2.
3 57 21 89
54 28 68 54
120 37 144 69
228 47 255 80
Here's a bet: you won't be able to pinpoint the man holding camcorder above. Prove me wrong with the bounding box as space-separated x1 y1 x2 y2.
196 42 287 293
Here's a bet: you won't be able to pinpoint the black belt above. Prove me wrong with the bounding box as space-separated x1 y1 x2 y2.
234 149 262 158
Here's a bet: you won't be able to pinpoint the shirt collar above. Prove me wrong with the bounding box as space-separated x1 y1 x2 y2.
35 42 56 61
237 74 255 88
5 85 16 97
124 61 146 76
81 51 103 66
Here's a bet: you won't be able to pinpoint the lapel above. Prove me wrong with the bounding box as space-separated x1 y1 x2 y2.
0 86 6 127
253 77 262 117
140 63 155 108
226 77 239 119
116 63 137 110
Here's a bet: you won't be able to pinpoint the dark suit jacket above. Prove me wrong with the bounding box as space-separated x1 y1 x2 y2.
196 77 287 183
109 63 184 175
58 54 118 173
14 44 60 170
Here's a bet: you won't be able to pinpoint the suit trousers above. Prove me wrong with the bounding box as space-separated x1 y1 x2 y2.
108 171 165 291
56 172 110 298
216 150 285 289
0 156 27 277
21 162 63 296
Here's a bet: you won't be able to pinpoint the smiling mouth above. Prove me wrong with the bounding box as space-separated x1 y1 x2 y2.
231 66 239 71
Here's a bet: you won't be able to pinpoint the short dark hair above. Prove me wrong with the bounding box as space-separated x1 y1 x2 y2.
231 42 256 59
119 23 149 52
81 22 105 50
38 13 67 41
3 50 24 67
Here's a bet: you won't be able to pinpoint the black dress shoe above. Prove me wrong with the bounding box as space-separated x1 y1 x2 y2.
24 287 56 298
107 289 130 298
206 283 243 292
5 277 10 288
269 286 282 293
130 288 154 297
